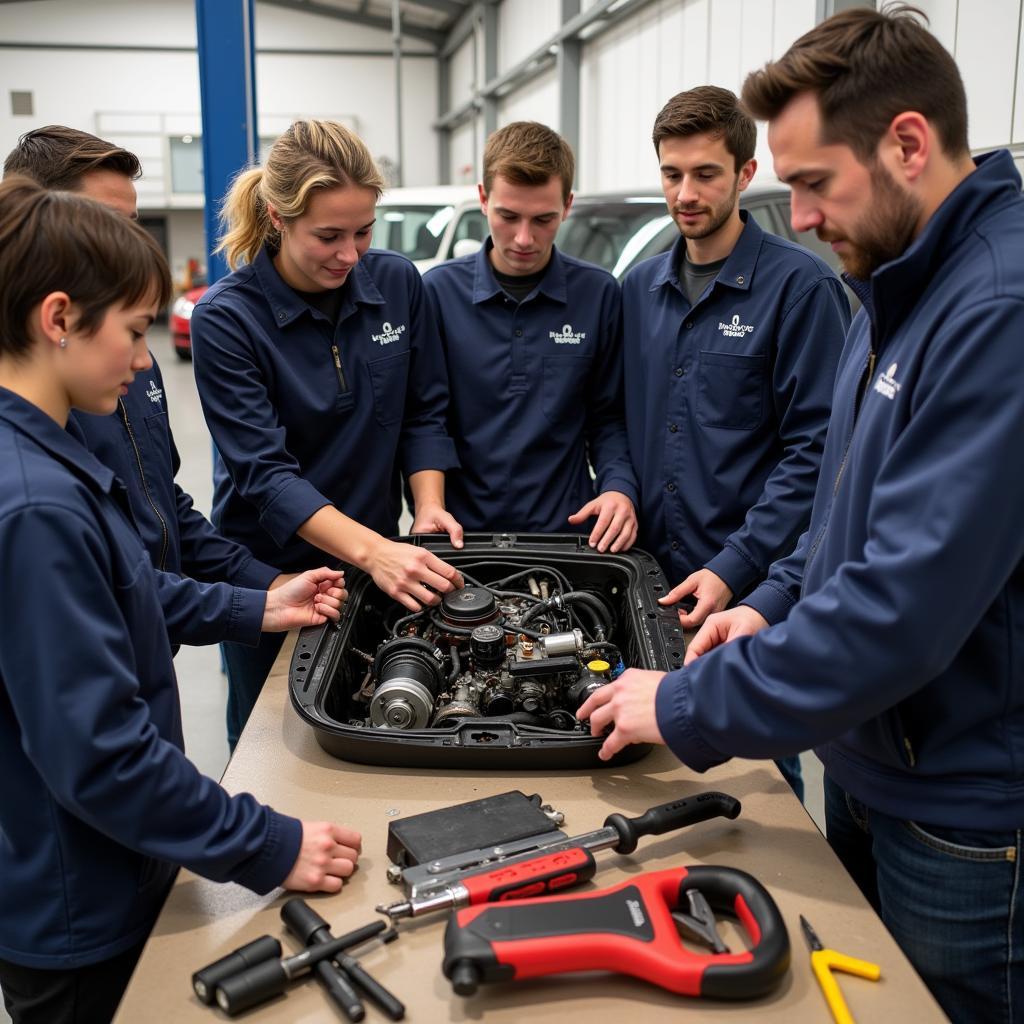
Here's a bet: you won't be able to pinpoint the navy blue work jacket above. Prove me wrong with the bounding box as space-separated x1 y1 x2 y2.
423 243 637 533
69 355 275 646
656 152 1024 829
0 388 301 969
191 248 458 571
622 212 850 593
71 355 279 584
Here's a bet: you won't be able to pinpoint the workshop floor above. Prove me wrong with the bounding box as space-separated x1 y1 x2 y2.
0 327 826 1024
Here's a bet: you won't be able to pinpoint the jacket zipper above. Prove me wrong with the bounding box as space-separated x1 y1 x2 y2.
120 398 169 571
805 347 878 569
331 343 348 393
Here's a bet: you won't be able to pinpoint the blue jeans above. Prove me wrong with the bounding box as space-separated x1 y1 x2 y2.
775 755 804 802
825 775 1023 1023
222 632 286 751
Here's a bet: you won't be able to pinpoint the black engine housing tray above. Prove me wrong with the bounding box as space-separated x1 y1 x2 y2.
288 533 684 769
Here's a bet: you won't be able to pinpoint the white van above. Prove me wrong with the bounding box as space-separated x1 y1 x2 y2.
372 186 487 273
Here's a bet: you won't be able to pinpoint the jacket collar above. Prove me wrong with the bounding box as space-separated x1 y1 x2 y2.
0 387 116 493
472 239 569 305
252 245 386 328
858 149 1021 340
649 210 763 295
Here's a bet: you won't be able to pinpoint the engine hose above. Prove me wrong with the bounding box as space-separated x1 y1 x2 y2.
391 609 430 637
561 591 614 640
447 644 461 684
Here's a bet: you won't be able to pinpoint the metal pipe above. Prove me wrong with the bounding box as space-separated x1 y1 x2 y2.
392 0 404 186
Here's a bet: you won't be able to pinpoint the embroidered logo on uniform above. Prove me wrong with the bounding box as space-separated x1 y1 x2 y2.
371 320 406 346
873 362 902 400
145 379 163 405
549 323 586 344
717 313 755 338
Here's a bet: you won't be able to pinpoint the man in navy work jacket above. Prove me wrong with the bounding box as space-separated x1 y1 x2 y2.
622 87 850 797
3 127 288 646
423 121 639 551
580 9 1024 1020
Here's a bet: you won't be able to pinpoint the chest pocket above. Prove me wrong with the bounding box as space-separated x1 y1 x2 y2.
697 350 766 430
143 410 174 478
540 355 589 434
367 350 411 428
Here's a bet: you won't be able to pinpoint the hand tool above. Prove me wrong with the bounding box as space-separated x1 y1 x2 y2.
800 915 881 1024
213 919 392 1017
442 864 789 1000
191 935 282 1005
282 898 406 1020
280 900 369 1021
378 790 741 921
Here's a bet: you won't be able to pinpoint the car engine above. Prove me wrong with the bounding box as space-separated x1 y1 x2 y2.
289 535 682 768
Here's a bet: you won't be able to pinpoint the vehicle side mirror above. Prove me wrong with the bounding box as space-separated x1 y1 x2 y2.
452 238 483 260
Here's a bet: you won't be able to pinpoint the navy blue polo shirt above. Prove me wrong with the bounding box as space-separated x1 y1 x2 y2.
622 212 850 592
191 247 458 571
70 356 279 584
0 387 300 968
423 242 637 533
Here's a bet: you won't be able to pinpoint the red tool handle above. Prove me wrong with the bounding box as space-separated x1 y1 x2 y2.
462 847 597 904
443 865 789 1001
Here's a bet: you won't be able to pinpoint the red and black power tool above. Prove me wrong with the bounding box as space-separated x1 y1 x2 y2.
442 864 790 1001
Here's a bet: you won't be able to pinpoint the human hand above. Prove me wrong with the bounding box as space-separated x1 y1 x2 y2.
567 490 638 552
410 502 465 549
576 668 666 761
659 568 733 629
683 605 769 665
367 538 464 612
281 821 362 893
262 568 347 632
267 572 298 590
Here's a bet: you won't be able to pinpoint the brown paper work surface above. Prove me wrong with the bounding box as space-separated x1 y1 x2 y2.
117 634 947 1022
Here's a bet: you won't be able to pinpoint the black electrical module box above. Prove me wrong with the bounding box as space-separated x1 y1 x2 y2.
289 533 683 769
385 791 558 868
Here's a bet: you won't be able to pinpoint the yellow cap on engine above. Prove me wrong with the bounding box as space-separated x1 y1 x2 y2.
587 659 611 674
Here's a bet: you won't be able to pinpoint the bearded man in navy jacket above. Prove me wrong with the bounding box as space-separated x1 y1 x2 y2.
580 8 1024 1021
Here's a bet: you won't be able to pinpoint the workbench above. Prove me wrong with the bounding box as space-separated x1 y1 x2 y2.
116 634 948 1022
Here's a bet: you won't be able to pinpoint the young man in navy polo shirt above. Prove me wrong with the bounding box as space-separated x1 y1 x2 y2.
423 122 638 552
619 88 851 797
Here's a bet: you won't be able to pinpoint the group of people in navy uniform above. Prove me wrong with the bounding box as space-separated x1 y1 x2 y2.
0 8 1020 1023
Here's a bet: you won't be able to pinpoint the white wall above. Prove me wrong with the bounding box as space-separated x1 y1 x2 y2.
0 0 441 227
497 0 560 73
497 69 559 128
914 0 1024 151
578 0 819 190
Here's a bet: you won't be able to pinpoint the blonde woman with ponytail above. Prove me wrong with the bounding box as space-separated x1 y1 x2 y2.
191 120 464 746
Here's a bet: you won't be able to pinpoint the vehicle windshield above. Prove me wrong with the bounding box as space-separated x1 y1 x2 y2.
557 200 672 277
372 204 455 261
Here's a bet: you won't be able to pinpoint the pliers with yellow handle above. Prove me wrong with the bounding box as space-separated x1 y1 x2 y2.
800 915 881 1024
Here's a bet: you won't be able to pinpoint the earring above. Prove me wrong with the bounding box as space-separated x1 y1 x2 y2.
58 337 67 349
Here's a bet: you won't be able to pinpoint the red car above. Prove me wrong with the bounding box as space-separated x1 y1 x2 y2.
169 284 208 360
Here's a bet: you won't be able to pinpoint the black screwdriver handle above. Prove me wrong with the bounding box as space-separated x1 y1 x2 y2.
338 954 406 1020
605 791 741 854
315 961 366 1022
281 896 332 945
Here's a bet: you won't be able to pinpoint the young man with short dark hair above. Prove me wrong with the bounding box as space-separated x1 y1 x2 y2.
620 86 850 797
423 121 638 550
580 10 1024 1018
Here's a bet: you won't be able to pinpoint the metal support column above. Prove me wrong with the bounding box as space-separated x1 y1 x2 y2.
482 1 498 137
392 0 404 186
558 0 581 180
195 0 258 285
438 54 451 183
